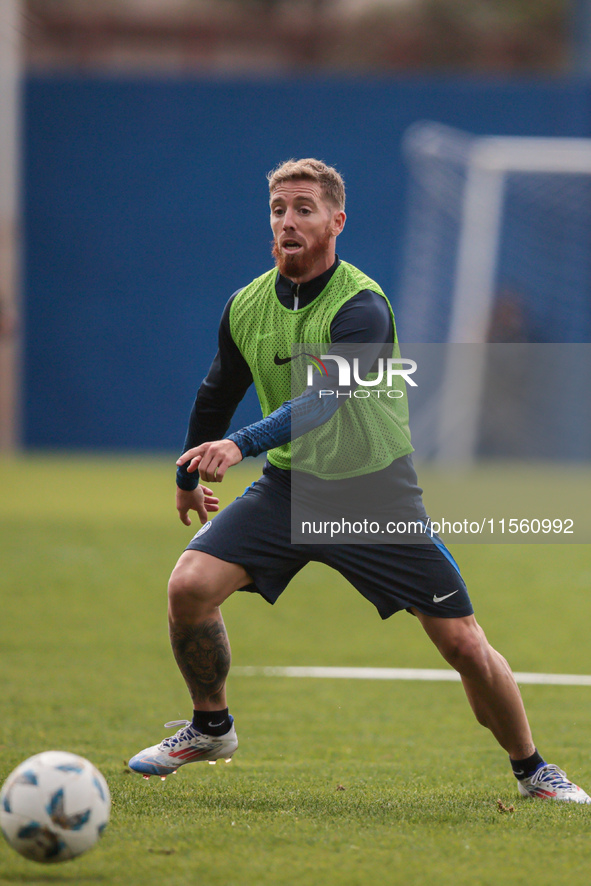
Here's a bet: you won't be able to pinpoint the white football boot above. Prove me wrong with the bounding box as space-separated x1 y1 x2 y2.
517 764 591 803
129 718 238 779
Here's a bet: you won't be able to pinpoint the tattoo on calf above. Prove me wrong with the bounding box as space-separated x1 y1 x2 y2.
170 619 231 705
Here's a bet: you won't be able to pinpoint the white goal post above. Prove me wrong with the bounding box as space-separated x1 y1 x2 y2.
398 122 591 462
0 0 22 453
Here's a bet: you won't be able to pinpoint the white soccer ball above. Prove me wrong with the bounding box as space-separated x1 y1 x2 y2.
0 751 110 864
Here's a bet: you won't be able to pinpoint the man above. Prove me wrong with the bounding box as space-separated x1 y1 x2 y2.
130 159 589 803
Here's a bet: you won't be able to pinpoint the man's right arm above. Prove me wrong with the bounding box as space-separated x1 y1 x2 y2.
176 291 253 491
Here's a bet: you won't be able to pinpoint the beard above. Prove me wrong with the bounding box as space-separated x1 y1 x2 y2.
272 224 333 280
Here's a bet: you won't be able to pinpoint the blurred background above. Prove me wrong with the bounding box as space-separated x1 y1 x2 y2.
4 11 591 883
1 0 591 457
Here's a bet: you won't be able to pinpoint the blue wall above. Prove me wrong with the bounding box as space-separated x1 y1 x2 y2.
23 75 591 450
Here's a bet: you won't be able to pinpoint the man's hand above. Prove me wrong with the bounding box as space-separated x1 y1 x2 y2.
176 439 243 483
176 485 220 527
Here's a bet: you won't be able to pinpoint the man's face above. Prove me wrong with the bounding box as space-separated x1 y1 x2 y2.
270 179 345 283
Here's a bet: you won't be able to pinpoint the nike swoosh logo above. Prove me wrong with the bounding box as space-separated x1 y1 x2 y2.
207 721 225 729
274 354 293 366
513 769 525 776
432 590 460 603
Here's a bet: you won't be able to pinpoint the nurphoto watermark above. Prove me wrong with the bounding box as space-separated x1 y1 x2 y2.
288 344 591 544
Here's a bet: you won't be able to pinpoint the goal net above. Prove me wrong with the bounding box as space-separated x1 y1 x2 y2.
395 122 591 462
397 121 591 345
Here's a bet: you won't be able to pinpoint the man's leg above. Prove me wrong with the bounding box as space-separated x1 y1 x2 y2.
128 550 252 777
167 550 253 710
413 611 533 758
414 610 591 802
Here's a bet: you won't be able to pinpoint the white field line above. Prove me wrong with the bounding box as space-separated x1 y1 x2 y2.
233 666 591 687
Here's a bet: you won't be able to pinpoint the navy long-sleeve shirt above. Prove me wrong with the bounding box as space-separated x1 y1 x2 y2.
177 258 390 484
176 257 425 518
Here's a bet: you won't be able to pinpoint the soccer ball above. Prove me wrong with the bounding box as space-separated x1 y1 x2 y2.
0 751 110 864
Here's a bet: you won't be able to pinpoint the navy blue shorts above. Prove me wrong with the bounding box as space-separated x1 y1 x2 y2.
186 472 473 621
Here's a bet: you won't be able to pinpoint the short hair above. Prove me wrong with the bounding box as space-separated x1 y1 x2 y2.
267 158 346 210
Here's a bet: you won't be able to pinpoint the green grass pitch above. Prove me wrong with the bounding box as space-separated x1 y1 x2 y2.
1 455 591 886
